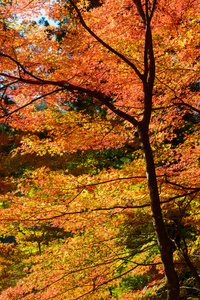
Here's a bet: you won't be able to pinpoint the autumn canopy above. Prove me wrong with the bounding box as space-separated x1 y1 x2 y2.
0 0 199 299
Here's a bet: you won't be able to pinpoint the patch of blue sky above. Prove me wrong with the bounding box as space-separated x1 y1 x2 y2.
16 3 59 27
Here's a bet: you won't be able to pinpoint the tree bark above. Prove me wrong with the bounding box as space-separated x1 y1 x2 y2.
138 123 180 300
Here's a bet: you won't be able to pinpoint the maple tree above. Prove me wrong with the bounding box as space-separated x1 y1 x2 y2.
0 0 199 299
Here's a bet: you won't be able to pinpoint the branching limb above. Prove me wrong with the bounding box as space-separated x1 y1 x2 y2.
0 88 65 119
172 239 200 287
0 73 139 125
68 0 144 81
0 53 45 82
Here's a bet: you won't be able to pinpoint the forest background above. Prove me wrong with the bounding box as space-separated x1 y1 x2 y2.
0 0 199 299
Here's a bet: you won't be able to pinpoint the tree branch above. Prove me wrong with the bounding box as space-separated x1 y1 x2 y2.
0 72 139 125
68 0 144 81
132 0 145 23
0 52 45 82
0 88 66 119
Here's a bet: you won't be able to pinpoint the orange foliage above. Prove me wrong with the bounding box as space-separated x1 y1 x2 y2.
0 0 199 299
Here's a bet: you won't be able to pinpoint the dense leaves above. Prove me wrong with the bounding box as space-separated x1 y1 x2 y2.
0 0 199 299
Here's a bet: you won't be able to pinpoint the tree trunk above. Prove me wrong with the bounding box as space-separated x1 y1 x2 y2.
138 124 180 300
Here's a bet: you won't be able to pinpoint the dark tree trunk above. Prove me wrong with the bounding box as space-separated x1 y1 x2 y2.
138 124 180 300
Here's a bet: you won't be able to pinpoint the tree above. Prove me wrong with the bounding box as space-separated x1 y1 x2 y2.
0 0 199 299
